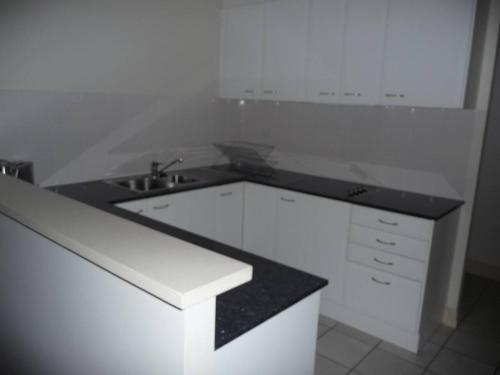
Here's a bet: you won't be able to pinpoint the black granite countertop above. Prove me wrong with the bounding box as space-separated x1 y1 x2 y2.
49 165 463 349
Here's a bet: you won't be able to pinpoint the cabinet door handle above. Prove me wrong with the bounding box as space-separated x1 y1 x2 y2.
244 89 255 94
153 203 170 210
134 209 144 214
376 238 396 246
220 191 233 197
374 257 394 266
385 93 406 99
371 277 391 286
378 218 399 226
280 197 296 203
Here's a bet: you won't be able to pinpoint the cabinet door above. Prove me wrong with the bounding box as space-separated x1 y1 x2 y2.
242 183 277 260
306 0 347 103
115 199 148 216
146 189 216 239
215 183 244 248
220 3 264 99
275 190 351 303
340 0 389 105
261 0 309 101
381 0 475 108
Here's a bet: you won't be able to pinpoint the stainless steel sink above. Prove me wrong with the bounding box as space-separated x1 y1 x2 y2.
107 173 200 193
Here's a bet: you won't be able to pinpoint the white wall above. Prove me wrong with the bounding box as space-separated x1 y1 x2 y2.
467 7 500 280
222 100 475 199
0 0 233 185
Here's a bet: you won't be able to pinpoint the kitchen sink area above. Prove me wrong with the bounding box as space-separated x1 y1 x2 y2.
107 173 202 193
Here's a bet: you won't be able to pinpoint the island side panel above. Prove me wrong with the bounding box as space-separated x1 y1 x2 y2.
0 213 215 375
214 291 320 375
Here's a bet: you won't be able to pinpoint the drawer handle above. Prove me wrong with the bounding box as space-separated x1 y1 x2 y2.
374 257 394 266
376 238 396 246
244 89 255 94
319 92 330 96
220 191 233 197
153 203 170 210
378 218 399 226
134 209 144 214
371 277 391 286
280 197 296 203
263 90 274 94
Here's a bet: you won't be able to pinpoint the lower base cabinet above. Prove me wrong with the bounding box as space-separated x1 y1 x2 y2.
214 183 244 248
274 189 350 304
146 188 216 239
343 262 422 332
115 180 459 353
242 183 277 260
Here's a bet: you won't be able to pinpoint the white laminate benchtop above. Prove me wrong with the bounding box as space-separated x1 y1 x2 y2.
0 175 252 309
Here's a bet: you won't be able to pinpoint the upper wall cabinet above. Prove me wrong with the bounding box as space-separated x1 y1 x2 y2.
261 0 309 101
219 0 476 109
306 0 347 103
381 0 476 108
220 3 264 99
339 0 389 105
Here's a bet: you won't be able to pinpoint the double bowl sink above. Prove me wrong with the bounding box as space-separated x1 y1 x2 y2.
107 173 201 193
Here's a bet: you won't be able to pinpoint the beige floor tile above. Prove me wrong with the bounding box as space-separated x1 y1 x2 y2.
319 314 338 328
318 323 330 338
334 323 381 346
316 330 374 368
446 330 500 366
355 349 422 375
428 325 454 346
314 355 349 375
429 348 495 375
378 341 440 368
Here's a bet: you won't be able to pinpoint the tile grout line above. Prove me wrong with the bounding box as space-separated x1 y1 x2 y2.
316 352 352 372
316 277 500 375
346 340 382 375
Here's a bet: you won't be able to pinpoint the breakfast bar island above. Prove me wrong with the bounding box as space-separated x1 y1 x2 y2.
0 174 326 375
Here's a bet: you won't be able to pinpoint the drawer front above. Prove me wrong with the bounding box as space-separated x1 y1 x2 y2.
347 243 426 282
351 205 433 240
350 224 430 261
344 262 422 332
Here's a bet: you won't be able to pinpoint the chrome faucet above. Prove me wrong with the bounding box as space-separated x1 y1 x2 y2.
150 157 184 179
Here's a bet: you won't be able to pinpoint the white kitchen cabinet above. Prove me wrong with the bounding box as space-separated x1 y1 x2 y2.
242 183 277 260
115 199 148 215
145 188 216 239
214 183 244 248
261 0 309 101
343 262 422 332
220 3 264 99
380 0 476 108
340 0 389 105
306 0 347 103
275 189 351 304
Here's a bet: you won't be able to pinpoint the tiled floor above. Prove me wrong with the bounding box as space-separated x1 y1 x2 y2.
315 274 500 375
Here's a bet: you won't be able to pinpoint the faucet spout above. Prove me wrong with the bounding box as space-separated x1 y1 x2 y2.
151 157 184 179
